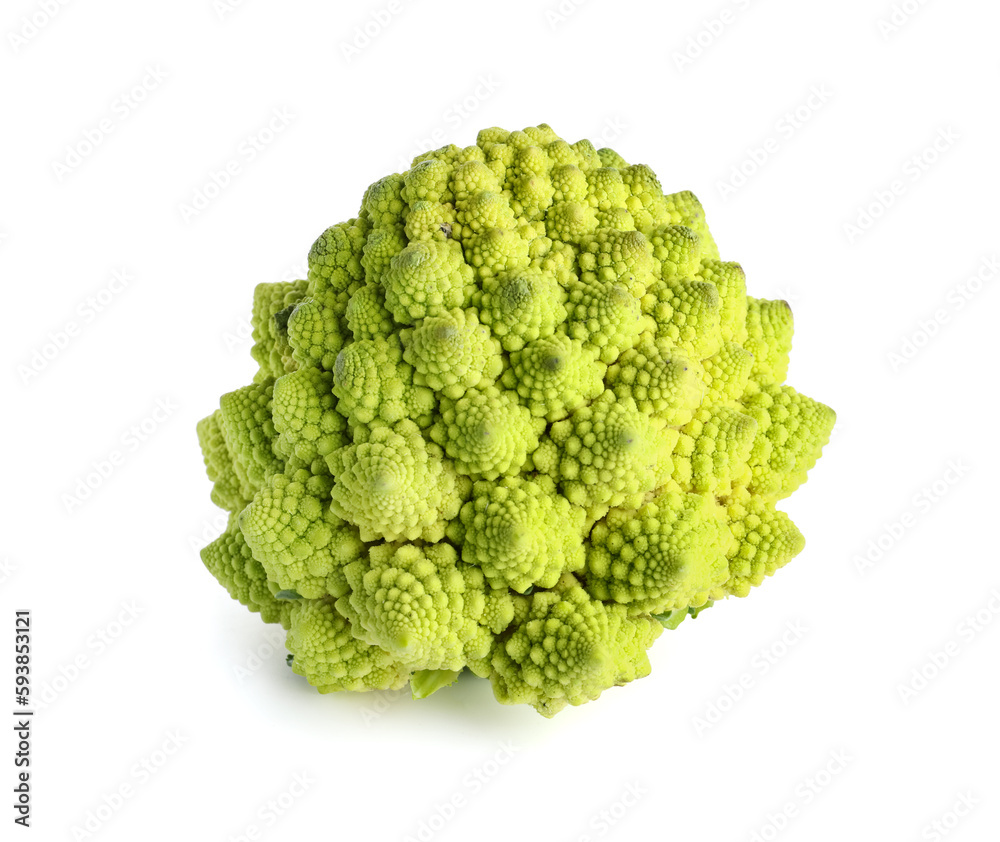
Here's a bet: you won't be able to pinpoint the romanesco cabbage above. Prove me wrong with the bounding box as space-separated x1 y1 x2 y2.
197 123 835 717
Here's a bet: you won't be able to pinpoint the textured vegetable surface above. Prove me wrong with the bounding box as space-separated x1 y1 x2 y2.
197 123 835 717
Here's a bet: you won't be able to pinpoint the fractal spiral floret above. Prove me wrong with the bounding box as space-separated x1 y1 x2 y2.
197 123 835 717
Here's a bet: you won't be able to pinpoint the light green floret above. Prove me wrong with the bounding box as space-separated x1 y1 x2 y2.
475 267 567 352
744 298 794 392
413 142 485 170
533 391 666 511
490 579 661 717
577 228 657 297
403 201 457 242
528 238 578 288
543 139 583 168
721 488 806 598
510 126 550 147
202 513 293 628
512 144 551 179
218 379 282 498
545 201 599 244
480 142 513 181
621 163 669 230
604 340 705 426
511 172 555 221
430 386 543 480
584 489 734 614
332 336 435 429
661 190 719 260
596 206 635 231
327 420 464 543
551 164 588 203
604 604 663 689
457 190 516 234
518 219 547 243
647 224 701 281
743 384 836 501
570 137 602 169
697 260 748 343
240 470 364 599
271 368 348 464
522 126 560 146
641 278 724 360
345 282 395 341
307 219 367 298
250 281 308 381
563 278 647 364
196 411 250 512
586 167 629 211
700 341 754 405
400 308 502 398
598 147 629 169
286 298 350 371
456 477 586 593
286 597 411 693
362 173 406 229
671 406 758 497
337 543 515 674
450 160 502 205
476 125 510 143
464 227 532 279
501 333 605 422
402 158 453 205
360 225 408 286
381 240 475 324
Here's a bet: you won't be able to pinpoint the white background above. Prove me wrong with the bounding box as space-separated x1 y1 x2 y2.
3 0 998 839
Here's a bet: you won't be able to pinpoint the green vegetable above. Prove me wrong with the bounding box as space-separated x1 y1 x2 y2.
197 123 835 717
